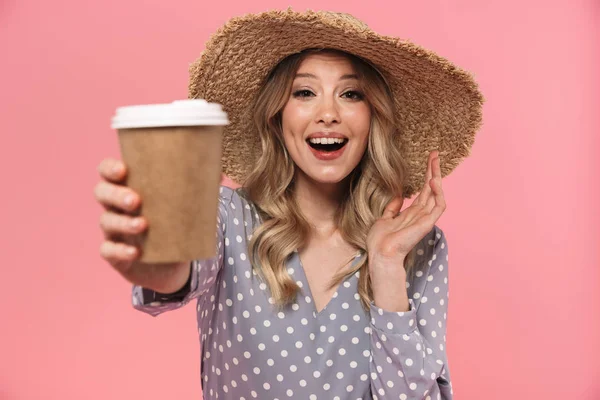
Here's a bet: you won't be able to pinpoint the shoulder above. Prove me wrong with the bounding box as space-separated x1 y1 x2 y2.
419 224 447 251
411 224 448 274
406 225 449 298
217 185 263 232
218 185 252 211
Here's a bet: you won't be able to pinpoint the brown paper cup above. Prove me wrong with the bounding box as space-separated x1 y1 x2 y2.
111 100 228 263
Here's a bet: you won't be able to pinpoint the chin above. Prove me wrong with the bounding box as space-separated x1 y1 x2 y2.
305 169 351 184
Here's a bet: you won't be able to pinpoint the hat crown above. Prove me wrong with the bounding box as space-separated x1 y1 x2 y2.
318 10 370 30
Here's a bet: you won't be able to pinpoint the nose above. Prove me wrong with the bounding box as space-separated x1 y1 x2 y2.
315 96 340 125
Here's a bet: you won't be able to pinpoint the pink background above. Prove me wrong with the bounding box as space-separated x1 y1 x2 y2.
1 0 598 399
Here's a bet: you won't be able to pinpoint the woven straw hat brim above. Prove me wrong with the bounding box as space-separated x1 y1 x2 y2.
188 9 484 198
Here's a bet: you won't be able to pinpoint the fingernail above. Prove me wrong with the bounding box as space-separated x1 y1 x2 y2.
126 247 136 255
112 164 122 175
124 195 135 206
130 218 141 228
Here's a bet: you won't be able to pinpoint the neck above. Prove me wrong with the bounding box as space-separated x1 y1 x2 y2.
293 170 350 239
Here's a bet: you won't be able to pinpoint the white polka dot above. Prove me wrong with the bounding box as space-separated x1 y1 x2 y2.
406 358 413 366
304 356 311 363
410 382 417 390
290 364 297 372
295 341 303 349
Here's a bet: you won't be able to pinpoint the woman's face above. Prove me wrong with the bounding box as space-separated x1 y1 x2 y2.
281 52 371 186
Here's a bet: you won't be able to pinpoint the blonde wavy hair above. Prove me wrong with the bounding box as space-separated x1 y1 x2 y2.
243 48 417 312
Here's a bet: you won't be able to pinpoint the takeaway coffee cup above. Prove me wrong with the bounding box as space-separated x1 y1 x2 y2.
111 99 229 263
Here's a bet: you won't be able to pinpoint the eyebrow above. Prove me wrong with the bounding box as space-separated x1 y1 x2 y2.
294 73 359 81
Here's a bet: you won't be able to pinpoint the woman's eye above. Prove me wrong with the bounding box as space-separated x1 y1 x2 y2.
342 90 364 100
292 89 315 98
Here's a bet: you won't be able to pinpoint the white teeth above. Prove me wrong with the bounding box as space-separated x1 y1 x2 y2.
308 137 346 144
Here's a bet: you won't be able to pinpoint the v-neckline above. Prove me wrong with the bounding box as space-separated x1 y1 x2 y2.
293 250 364 317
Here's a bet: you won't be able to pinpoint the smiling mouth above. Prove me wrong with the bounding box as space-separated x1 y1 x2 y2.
306 139 349 152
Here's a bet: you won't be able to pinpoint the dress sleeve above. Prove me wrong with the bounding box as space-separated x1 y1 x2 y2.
368 226 453 400
130 185 229 317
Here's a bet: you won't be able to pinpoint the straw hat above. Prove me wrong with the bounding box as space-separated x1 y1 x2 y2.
188 8 484 198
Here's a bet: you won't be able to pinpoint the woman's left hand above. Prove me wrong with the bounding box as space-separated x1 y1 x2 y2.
367 150 446 274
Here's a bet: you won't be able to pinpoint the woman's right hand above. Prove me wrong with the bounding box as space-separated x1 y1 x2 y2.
94 158 192 293
94 158 149 281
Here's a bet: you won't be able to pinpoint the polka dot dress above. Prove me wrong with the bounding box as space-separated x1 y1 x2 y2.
133 186 453 399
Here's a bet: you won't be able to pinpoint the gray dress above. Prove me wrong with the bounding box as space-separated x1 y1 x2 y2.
133 186 453 400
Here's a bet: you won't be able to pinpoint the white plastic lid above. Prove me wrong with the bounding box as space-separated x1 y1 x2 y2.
111 99 229 129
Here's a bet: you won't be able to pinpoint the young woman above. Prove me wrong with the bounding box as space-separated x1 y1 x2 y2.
94 9 483 400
